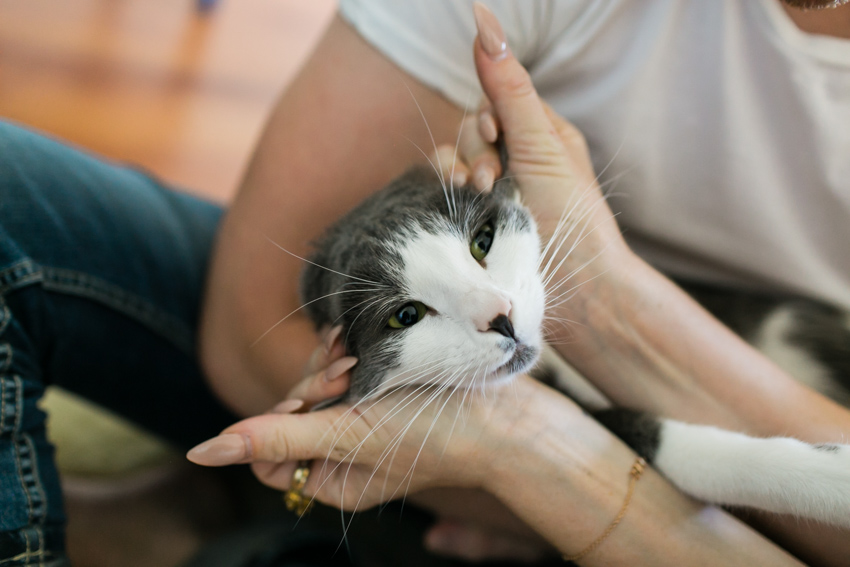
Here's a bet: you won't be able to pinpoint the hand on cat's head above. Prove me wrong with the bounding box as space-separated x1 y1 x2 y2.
434 3 630 270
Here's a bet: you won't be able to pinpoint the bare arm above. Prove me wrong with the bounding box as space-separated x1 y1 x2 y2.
550 252 850 566
466 12 850 563
199 16 464 416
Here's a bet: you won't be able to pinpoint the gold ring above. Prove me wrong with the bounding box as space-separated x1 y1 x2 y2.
284 459 314 516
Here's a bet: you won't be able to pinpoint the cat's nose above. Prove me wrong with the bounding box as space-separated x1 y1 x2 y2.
488 314 516 341
471 292 512 333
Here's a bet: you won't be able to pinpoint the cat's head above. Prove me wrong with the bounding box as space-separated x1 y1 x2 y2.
301 167 545 399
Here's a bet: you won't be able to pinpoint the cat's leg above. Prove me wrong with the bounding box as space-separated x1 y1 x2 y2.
596 409 850 527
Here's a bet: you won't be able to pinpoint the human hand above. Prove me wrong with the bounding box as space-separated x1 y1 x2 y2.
187 371 572 514
438 3 631 283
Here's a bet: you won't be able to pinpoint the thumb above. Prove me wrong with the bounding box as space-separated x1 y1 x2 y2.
471 2 562 159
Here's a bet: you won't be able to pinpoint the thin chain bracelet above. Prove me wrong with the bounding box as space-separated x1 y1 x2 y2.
563 457 647 563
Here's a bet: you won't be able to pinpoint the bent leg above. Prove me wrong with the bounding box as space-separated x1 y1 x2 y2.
0 120 238 563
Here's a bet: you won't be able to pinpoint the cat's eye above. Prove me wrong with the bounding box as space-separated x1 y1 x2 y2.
470 223 495 262
388 301 428 329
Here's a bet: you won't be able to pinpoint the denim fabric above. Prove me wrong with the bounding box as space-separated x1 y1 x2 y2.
0 120 238 565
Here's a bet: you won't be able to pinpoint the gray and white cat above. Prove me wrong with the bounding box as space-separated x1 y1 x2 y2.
300 167 850 527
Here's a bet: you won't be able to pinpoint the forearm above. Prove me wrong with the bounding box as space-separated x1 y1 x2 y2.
554 249 850 441
482 381 802 566
549 249 850 563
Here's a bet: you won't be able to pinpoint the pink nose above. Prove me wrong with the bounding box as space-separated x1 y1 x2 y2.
472 293 512 332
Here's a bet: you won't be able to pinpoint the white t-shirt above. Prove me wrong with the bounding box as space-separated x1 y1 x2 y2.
338 0 850 310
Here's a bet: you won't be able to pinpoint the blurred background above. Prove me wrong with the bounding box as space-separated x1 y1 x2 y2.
0 1 336 565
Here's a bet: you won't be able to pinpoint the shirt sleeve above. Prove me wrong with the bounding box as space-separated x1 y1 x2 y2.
338 0 551 108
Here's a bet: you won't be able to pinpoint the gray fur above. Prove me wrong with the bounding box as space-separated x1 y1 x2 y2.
300 167 532 398
679 279 850 406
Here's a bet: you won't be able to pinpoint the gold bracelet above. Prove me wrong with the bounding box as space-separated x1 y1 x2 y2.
563 457 646 563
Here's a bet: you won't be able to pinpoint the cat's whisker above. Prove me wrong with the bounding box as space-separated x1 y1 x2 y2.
536 169 626 275
440 361 483 460
336 378 455 533
398 376 468 503
263 236 385 287
540 202 620 290
447 97 472 221
400 82 457 220
537 186 603 279
317 361 446 463
375 372 463 505
372 368 466 505
538 171 629 281
251 288 382 347
308 379 442 536
543 244 614 304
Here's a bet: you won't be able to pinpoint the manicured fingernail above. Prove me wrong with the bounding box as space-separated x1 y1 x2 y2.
452 170 468 187
473 2 508 60
186 433 248 466
478 111 498 143
271 399 304 414
474 165 495 191
323 325 343 355
324 356 357 382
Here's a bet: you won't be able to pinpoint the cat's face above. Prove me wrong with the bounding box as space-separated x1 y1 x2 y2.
302 168 545 399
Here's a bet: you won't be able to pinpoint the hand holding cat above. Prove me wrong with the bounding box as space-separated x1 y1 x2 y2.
190 364 570 513
441 3 631 276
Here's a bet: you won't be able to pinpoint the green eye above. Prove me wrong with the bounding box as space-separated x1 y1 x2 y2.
388 301 428 329
470 223 495 262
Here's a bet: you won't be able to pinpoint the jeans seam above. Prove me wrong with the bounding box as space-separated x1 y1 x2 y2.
0 261 42 297
0 259 194 356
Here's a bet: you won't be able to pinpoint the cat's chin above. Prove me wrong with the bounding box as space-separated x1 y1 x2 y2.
486 343 540 385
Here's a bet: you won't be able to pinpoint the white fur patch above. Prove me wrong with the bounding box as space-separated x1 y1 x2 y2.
383 224 545 390
654 420 850 526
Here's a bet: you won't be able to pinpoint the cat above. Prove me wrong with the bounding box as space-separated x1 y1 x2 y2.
299 166 850 527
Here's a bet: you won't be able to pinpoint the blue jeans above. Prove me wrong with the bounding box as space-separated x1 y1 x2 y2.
0 121 238 565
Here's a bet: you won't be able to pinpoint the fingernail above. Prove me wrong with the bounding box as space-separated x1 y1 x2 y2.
451 170 468 187
478 111 498 143
474 165 495 191
323 325 343 355
186 433 248 466
324 356 357 382
473 2 508 60
271 399 305 414
425 531 458 553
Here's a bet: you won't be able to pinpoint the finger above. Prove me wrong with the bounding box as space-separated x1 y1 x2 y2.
424 520 550 563
458 115 501 192
186 400 318 467
251 460 297 492
304 325 345 376
477 96 500 143
188 406 348 467
472 3 564 162
432 144 470 188
287 356 356 406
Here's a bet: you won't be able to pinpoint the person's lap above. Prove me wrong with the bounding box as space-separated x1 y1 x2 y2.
0 120 237 564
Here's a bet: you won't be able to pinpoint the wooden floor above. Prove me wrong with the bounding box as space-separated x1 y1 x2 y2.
0 0 336 202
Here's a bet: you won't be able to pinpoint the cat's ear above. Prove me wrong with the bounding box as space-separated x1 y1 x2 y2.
491 135 521 203
492 177 522 204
